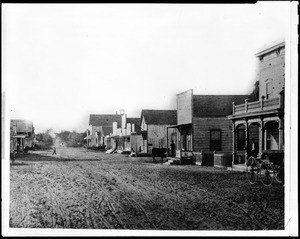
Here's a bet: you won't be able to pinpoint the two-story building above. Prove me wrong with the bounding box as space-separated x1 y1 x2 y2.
10 119 35 153
86 114 122 148
140 109 177 155
228 42 285 169
109 110 142 152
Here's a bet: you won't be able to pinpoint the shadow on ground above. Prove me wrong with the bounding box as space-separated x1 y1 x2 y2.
10 161 29 166
11 152 154 163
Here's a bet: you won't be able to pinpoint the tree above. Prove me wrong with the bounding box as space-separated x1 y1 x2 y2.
249 80 259 101
56 130 86 147
35 129 54 149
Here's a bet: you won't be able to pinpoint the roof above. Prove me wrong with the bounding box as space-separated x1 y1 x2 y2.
133 124 142 134
89 114 122 127
140 110 177 125
126 117 140 125
255 41 285 57
101 126 113 136
12 135 27 138
193 95 251 117
10 119 34 133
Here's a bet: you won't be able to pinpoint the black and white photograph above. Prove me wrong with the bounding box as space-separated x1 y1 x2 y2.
2 2 298 237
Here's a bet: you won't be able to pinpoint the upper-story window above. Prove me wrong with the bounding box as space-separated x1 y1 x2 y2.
265 79 273 99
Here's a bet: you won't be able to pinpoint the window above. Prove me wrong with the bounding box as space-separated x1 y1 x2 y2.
266 79 273 99
237 129 246 150
210 129 222 151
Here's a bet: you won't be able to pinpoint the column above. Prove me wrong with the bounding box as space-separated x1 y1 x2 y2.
278 118 284 150
245 99 248 113
232 123 236 166
166 127 169 156
264 121 268 151
244 121 249 160
259 119 264 157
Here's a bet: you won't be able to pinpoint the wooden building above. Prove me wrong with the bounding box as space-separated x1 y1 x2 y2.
228 42 285 169
10 119 35 153
86 114 121 148
170 90 249 165
109 111 142 152
140 110 177 155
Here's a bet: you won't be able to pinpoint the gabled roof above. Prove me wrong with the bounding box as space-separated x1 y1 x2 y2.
140 110 177 126
193 95 251 117
134 124 142 134
101 126 113 136
255 41 285 57
89 114 122 127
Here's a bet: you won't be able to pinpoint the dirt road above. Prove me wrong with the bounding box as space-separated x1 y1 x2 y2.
9 147 284 230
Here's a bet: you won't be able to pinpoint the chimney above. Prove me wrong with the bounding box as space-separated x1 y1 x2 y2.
120 109 125 115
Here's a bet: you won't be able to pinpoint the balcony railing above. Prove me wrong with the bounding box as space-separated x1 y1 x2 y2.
232 94 283 116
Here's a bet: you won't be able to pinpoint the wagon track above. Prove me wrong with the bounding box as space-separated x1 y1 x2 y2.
9 147 284 230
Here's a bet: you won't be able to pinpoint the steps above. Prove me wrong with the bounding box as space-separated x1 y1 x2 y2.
164 157 181 165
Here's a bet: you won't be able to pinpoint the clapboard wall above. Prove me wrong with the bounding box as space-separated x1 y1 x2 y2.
193 117 232 152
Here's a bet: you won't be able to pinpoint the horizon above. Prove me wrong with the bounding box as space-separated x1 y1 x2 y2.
3 3 291 134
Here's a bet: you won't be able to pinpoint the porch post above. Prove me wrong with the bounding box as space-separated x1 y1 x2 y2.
259 118 264 157
245 99 248 113
264 122 267 150
278 118 284 150
232 122 236 166
244 120 249 160
167 127 169 156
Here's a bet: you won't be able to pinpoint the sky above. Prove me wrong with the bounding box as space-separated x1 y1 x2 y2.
2 3 293 133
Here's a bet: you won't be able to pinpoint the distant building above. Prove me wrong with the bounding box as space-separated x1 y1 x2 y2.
170 90 249 163
228 42 285 167
140 109 177 155
109 110 142 152
10 119 35 153
86 114 122 148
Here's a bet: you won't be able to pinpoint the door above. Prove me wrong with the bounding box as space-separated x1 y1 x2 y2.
210 129 222 151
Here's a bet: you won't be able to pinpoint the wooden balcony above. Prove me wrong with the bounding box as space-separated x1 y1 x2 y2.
232 93 284 116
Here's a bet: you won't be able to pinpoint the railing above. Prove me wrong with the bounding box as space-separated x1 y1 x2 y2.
232 94 283 115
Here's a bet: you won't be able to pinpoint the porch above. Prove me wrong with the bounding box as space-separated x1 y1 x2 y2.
232 93 284 116
228 92 284 169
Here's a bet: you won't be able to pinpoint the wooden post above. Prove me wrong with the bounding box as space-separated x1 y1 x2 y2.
232 102 235 115
167 127 169 156
259 119 264 158
244 121 249 160
278 118 284 150
279 91 284 109
261 96 265 110
232 123 236 166
245 99 248 113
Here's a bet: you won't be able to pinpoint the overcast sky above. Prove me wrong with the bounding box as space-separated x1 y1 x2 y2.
3 3 292 133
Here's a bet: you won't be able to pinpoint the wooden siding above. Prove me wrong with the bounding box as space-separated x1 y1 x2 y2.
147 125 177 154
193 117 232 152
258 46 285 99
177 90 192 125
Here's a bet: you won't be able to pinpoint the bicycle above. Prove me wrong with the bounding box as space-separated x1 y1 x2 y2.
246 156 275 186
273 163 284 184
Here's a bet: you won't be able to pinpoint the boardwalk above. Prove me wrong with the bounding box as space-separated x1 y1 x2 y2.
10 147 284 230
